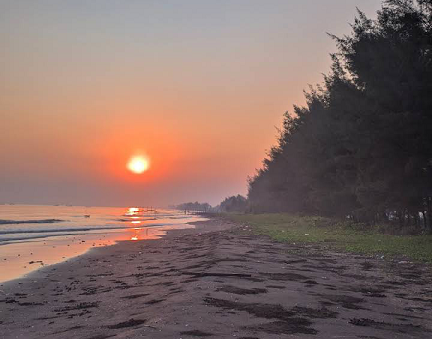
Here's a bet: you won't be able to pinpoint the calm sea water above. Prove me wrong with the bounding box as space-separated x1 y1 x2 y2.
0 205 205 283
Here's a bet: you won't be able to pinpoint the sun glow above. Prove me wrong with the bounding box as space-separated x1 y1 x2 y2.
127 156 150 174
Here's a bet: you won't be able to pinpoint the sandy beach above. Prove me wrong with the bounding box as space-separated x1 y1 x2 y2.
1 218 431 338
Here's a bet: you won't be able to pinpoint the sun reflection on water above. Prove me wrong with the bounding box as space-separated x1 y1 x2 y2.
129 225 152 241
125 207 140 216
123 208 156 241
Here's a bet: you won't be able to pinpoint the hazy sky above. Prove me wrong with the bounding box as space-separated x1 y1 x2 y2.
0 0 382 207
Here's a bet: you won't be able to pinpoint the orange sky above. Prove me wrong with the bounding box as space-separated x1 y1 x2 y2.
0 0 382 207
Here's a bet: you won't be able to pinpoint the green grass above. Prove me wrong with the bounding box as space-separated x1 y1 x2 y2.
224 213 432 263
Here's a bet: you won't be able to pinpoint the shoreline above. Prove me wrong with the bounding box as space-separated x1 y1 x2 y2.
0 218 218 289
1 218 431 338
0 217 204 284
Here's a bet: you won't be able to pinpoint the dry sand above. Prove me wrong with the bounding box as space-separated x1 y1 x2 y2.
1 218 431 338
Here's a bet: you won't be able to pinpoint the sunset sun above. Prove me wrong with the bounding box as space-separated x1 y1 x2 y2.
127 156 150 174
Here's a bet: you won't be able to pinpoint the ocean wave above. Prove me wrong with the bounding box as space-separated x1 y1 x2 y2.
0 226 123 235
0 219 65 225
0 222 177 236
116 218 157 222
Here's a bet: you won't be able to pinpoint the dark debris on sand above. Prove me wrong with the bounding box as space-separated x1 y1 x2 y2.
106 318 147 329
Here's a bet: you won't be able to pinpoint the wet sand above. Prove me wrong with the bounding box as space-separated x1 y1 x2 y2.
1 218 431 338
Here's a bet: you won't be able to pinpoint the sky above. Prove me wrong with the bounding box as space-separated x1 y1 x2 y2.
0 0 382 207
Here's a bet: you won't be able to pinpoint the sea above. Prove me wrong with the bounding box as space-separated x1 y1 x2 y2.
0 204 205 283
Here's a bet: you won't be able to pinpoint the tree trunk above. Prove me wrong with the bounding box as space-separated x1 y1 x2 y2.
427 197 432 234
413 213 419 228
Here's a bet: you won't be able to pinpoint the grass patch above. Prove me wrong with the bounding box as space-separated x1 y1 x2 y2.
223 213 432 263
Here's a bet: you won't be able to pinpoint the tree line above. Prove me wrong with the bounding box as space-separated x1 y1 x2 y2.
174 195 248 213
248 0 432 232
174 201 212 212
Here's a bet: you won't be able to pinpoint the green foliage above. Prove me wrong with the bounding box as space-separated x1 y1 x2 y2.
175 201 212 212
248 0 432 231
219 195 248 213
226 213 432 262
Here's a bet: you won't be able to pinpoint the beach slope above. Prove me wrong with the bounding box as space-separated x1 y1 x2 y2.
1 218 431 338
